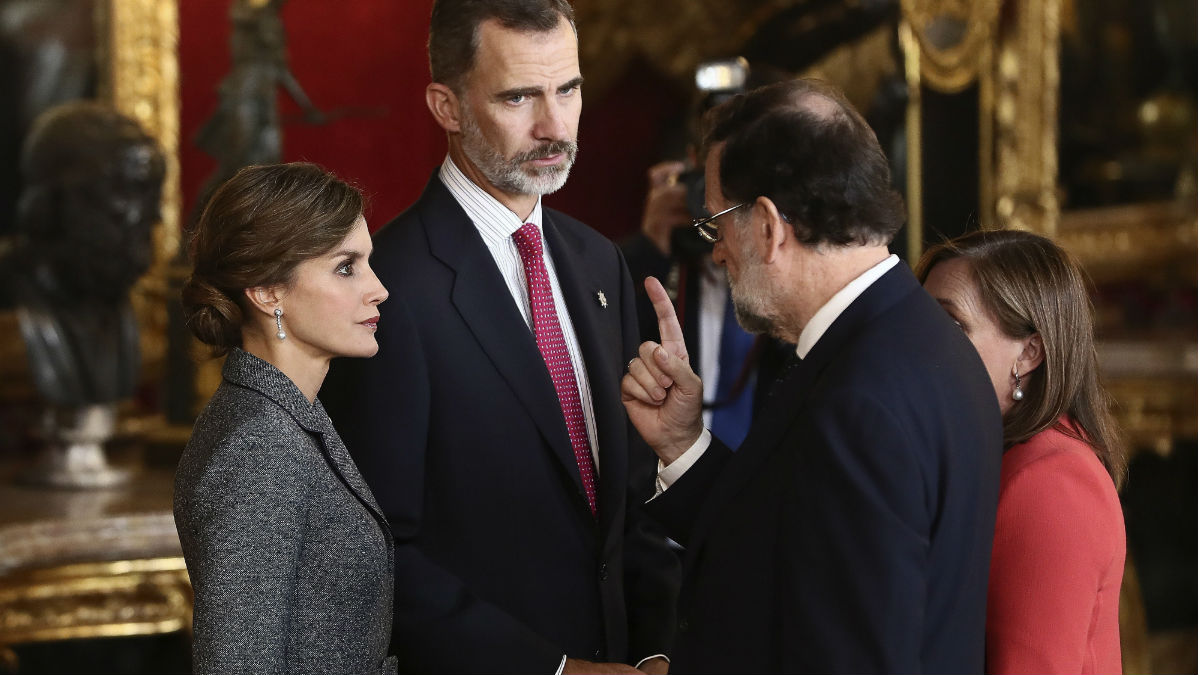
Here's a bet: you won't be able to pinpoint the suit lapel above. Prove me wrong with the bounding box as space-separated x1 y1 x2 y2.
223 349 391 529
543 214 624 533
680 357 818 565
419 181 590 509
309 404 391 529
682 265 923 561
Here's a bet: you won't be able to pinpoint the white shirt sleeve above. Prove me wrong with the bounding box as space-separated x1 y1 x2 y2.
558 653 670 672
636 654 670 669
652 428 712 497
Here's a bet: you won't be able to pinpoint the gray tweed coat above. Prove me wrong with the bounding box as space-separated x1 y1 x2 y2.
174 348 396 674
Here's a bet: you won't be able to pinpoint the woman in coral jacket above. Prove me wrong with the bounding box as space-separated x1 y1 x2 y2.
919 229 1127 674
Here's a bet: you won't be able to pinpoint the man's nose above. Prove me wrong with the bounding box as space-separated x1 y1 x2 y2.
534 99 572 141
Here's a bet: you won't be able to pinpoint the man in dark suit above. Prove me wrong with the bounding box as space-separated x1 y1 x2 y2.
321 1 677 674
622 79 1003 673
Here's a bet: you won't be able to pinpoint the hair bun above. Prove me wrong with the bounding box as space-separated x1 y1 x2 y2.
181 276 243 355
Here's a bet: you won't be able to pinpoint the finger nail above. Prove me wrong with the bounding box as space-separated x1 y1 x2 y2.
655 347 668 363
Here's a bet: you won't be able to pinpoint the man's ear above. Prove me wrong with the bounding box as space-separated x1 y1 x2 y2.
1018 333 1045 376
426 82 463 133
243 285 284 318
753 196 790 264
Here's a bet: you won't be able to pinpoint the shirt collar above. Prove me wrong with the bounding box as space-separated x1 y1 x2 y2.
439 155 543 246
795 254 900 359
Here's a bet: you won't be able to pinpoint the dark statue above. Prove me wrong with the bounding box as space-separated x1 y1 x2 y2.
0 101 164 486
195 0 323 209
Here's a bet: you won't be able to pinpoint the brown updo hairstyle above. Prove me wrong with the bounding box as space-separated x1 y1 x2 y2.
915 229 1126 488
182 162 364 356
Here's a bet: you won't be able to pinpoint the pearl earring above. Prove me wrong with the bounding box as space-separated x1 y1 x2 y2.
1011 365 1024 401
274 308 286 341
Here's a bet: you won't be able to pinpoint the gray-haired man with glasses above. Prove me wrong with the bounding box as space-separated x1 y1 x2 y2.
621 78 1002 673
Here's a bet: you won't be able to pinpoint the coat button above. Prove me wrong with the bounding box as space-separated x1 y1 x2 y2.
678 618 689 633
593 648 602 659
598 562 608 582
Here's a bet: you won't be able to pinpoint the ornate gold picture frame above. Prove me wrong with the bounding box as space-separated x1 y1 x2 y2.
101 0 182 384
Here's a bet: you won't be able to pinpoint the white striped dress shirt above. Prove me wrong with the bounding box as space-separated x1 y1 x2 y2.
439 156 600 469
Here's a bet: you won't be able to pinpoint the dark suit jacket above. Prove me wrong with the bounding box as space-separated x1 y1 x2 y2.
322 175 679 674
621 233 791 421
645 264 1003 674
175 348 396 675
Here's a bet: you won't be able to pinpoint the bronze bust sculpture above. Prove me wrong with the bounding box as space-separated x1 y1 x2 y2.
0 101 164 486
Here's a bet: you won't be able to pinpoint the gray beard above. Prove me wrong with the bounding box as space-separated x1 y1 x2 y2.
459 107 577 196
730 281 778 337
728 230 785 338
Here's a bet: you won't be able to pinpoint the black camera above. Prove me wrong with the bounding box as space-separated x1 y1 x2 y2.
668 167 712 258
669 58 751 258
681 167 707 221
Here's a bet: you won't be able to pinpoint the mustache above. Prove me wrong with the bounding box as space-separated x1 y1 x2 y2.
512 139 577 163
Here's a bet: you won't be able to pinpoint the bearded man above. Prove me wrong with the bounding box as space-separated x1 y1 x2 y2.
320 2 678 674
621 79 1002 673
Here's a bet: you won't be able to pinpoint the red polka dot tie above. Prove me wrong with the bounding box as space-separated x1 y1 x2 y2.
512 223 598 518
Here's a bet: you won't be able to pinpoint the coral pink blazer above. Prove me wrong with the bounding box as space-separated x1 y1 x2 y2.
987 422 1125 674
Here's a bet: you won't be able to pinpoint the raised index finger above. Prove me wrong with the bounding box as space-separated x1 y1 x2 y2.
644 276 688 361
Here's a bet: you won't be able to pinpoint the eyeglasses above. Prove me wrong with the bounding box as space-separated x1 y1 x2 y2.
692 202 748 243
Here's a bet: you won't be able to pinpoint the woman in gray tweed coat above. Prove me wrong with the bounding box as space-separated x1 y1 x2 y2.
175 163 395 674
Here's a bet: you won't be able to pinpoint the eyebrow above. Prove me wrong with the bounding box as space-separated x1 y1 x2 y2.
494 76 584 101
329 249 365 261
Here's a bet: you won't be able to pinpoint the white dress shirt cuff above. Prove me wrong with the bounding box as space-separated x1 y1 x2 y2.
654 428 712 496
636 654 670 669
557 653 670 673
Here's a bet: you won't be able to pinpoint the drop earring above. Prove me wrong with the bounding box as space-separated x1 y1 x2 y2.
274 308 286 341
1011 365 1023 401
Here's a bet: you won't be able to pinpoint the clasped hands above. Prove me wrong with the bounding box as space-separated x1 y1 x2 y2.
621 277 705 466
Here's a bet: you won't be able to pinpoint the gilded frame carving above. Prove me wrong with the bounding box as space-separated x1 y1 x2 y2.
986 0 1060 235
101 0 182 383
0 557 191 646
898 0 1004 261
899 0 1059 244
899 0 1002 94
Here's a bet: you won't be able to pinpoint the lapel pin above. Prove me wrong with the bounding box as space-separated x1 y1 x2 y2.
596 290 608 309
